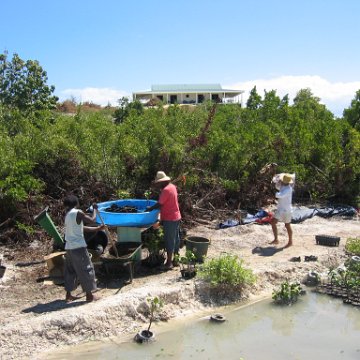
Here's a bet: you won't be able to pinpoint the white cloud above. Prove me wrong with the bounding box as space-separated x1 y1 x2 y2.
226 75 360 116
60 87 130 106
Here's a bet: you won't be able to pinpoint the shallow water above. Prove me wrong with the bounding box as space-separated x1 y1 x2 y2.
46 292 360 360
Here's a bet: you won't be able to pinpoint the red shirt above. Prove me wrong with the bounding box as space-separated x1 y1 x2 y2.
158 183 181 221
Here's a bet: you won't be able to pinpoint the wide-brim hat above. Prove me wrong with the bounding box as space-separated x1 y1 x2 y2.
279 173 294 185
154 171 171 183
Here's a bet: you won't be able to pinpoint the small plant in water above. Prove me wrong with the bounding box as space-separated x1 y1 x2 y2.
147 296 164 332
272 281 303 305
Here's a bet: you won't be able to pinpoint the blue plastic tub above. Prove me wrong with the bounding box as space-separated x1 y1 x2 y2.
96 199 159 227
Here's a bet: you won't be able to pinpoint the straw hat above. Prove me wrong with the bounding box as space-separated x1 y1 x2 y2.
279 173 294 185
154 171 171 183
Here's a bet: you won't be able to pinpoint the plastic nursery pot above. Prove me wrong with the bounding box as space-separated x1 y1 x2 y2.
315 234 340 247
185 236 210 262
210 313 226 323
134 330 155 343
306 271 320 286
180 269 196 279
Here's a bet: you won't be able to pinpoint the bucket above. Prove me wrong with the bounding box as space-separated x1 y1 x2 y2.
34 208 64 248
186 236 210 262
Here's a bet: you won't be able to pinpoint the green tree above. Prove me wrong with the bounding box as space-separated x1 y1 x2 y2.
246 86 262 110
114 97 144 124
343 89 360 130
0 51 58 113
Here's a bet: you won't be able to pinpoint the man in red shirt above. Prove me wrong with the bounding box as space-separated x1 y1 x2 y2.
146 171 181 270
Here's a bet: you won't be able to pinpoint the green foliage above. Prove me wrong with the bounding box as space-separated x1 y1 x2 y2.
114 97 144 124
1 54 360 221
146 296 164 332
144 190 152 200
198 254 256 288
115 189 131 199
272 281 302 305
177 250 197 271
0 52 58 115
345 237 360 255
0 159 44 202
15 221 36 235
328 263 360 291
246 86 262 110
142 227 165 261
343 89 360 131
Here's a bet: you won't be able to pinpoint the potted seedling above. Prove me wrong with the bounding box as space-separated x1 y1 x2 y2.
144 189 152 207
175 250 197 279
141 226 166 268
135 296 164 343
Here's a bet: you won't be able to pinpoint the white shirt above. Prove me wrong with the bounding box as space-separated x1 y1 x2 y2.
64 209 86 250
276 185 293 213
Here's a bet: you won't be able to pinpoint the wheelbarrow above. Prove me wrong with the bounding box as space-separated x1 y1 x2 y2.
101 242 142 284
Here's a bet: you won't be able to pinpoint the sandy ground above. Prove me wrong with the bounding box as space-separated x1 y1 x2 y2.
0 213 360 359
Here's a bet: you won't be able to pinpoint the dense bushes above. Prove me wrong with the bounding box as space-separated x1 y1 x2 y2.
1 54 360 232
1 95 360 225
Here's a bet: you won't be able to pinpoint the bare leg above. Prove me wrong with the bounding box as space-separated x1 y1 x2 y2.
86 292 99 302
270 218 279 244
284 223 293 248
165 250 173 267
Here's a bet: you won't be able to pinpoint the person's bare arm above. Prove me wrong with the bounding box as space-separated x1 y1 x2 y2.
76 204 98 225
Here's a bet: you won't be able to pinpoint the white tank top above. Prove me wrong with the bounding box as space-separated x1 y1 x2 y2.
64 209 86 250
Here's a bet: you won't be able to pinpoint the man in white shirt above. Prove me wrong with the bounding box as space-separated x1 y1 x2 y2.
63 195 105 302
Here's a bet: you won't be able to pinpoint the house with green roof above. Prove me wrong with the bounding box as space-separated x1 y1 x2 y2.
133 84 243 105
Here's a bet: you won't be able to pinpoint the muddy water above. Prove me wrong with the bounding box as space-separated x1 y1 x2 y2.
46 292 360 360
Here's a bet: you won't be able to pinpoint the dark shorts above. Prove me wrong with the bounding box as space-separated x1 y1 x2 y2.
162 220 180 254
64 247 96 293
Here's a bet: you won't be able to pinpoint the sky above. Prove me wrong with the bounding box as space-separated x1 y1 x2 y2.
1 0 360 116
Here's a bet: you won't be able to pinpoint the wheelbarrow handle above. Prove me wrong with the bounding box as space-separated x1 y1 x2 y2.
96 209 119 258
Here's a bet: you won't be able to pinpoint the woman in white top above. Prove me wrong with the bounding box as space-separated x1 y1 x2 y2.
63 195 105 303
269 173 295 248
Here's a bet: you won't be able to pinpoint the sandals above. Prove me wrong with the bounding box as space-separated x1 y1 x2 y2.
289 255 318 262
305 255 318 262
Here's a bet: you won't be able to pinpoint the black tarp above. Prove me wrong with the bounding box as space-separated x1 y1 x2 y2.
217 205 357 229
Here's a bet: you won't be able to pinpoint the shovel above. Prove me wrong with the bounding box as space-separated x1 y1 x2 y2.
96 209 119 258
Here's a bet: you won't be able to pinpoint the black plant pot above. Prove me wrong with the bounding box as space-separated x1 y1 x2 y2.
134 330 155 343
210 313 226 323
180 269 196 279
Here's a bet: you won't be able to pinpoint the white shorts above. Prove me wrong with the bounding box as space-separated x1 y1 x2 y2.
274 209 292 224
